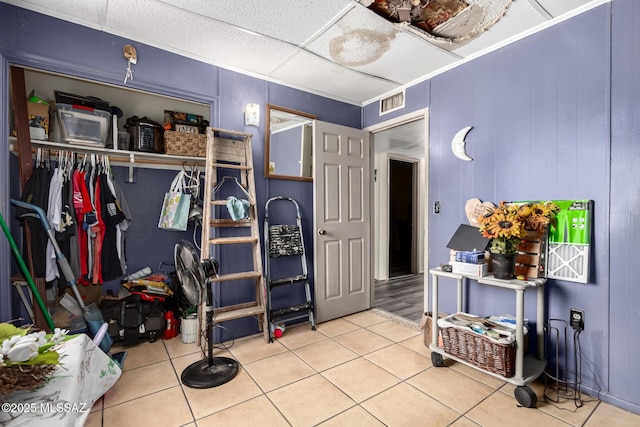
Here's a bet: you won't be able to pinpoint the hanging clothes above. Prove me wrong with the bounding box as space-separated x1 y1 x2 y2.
18 149 132 286
109 175 133 276
99 171 126 281
86 160 97 282
45 165 63 282
90 172 106 284
72 166 93 284
54 161 77 294
15 156 52 278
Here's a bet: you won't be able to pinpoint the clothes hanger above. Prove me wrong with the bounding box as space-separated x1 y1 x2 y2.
66 151 74 177
182 161 201 200
81 153 89 172
97 155 104 174
104 155 112 176
62 151 71 179
213 176 252 203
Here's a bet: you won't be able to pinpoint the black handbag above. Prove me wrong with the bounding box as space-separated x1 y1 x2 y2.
100 294 165 346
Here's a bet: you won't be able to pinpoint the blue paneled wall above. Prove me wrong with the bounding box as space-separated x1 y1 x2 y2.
609 0 640 411
428 3 611 403
364 0 637 414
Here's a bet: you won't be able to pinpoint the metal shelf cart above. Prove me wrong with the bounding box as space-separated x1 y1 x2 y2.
428 267 546 408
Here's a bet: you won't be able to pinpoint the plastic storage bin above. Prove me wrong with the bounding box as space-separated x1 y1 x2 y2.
56 102 111 146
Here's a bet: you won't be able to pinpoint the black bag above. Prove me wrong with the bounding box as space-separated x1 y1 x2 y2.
99 294 165 346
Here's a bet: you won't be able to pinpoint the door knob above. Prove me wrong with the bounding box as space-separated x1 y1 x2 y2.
318 229 327 236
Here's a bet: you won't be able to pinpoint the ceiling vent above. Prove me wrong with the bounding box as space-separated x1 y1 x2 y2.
379 91 405 115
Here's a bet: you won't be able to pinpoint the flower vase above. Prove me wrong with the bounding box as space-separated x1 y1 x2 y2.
490 253 517 280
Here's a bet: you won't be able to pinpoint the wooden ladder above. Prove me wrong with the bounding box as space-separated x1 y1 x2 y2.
201 127 268 342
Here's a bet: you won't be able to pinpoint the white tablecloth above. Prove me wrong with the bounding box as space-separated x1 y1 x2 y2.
0 333 121 426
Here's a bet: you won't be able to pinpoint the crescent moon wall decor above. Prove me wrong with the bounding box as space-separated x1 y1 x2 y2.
451 126 473 161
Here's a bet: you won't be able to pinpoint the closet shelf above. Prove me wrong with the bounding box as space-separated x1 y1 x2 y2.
9 137 205 173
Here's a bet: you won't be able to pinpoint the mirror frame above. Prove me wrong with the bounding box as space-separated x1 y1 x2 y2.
265 104 317 182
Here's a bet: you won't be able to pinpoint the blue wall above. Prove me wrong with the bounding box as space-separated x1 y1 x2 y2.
609 0 640 410
428 2 612 406
0 4 359 339
364 0 638 414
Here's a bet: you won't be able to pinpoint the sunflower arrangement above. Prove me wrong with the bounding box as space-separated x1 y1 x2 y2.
478 201 560 254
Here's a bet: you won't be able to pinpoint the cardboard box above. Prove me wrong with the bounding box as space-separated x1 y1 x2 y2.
451 261 488 277
27 101 50 140
455 250 485 264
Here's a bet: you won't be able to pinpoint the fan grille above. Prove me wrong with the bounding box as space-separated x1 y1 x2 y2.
174 240 205 306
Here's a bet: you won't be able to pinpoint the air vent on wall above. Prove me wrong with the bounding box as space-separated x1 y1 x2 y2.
380 91 405 115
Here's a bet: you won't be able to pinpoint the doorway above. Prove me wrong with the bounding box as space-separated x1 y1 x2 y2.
368 110 428 322
389 158 416 278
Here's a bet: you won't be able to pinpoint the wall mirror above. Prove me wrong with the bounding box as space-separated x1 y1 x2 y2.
265 104 317 181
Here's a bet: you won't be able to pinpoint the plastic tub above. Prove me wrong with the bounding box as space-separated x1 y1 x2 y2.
56 102 111 147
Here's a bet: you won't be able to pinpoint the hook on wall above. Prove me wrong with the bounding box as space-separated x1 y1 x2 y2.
123 44 137 84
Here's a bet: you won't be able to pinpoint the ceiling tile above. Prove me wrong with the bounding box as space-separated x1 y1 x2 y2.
450 0 547 58
305 4 456 84
105 0 297 75
155 0 354 45
9 0 106 25
270 50 398 104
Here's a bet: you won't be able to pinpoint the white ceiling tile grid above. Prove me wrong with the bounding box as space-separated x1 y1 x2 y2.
2 0 605 105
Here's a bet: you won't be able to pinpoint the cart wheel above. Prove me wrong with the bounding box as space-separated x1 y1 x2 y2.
431 352 444 367
514 386 537 408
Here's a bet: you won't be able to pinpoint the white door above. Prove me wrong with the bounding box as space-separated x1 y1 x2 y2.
314 121 371 323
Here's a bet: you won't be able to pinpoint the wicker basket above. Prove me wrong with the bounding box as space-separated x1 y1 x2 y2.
440 324 517 378
164 130 207 157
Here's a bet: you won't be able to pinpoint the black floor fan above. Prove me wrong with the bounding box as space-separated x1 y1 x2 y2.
174 240 239 388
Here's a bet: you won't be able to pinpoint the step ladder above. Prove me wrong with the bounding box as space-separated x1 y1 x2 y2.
201 127 268 342
264 196 315 342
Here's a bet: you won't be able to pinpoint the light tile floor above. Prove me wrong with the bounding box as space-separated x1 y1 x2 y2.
87 310 640 427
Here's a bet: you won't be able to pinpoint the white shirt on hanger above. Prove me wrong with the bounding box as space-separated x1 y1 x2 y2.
45 167 63 281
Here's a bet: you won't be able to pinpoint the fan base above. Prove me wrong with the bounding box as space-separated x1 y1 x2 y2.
181 357 239 389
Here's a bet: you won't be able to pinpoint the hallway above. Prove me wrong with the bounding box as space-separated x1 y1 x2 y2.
374 274 424 323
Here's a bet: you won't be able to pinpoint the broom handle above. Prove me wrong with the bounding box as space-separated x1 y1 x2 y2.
0 212 55 330
10 199 85 309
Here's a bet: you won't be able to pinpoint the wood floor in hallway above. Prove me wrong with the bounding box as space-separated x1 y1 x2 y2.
374 274 424 323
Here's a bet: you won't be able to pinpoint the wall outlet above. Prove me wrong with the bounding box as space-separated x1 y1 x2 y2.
434 201 440 214
570 308 585 331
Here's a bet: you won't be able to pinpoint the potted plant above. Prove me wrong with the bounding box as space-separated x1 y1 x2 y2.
477 201 559 279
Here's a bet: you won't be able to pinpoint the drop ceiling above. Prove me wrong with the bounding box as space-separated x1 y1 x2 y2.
3 0 604 106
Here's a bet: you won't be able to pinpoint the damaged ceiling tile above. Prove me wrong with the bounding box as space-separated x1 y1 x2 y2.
368 0 512 46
